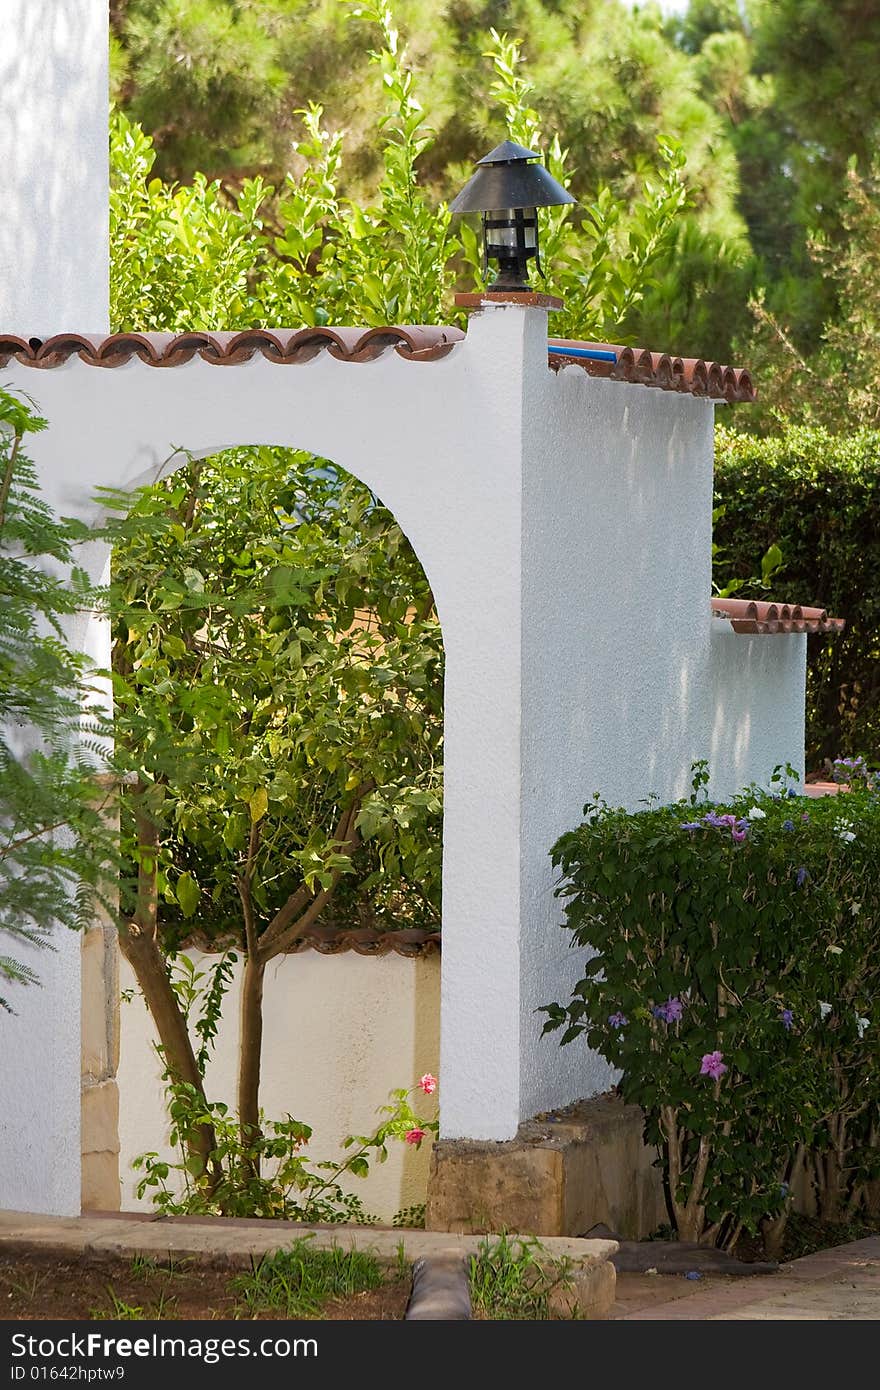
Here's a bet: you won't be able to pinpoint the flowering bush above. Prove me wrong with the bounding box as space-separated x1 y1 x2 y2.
541 764 880 1250
133 1072 439 1222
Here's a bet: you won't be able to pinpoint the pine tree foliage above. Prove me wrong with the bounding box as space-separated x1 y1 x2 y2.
0 390 117 1009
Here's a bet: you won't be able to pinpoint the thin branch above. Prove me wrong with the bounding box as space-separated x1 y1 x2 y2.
0 432 21 535
235 819 261 958
258 781 373 956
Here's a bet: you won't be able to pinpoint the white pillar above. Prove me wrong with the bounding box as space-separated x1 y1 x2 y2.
0 0 108 1216
0 0 109 334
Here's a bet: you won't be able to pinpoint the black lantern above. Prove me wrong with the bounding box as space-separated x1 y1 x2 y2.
449 140 575 292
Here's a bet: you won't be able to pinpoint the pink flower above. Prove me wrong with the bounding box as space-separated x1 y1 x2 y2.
404 1127 427 1146
418 1073 437 1095
700 1051 728 1080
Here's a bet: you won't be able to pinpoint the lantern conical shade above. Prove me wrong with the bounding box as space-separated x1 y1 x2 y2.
449 143 576 214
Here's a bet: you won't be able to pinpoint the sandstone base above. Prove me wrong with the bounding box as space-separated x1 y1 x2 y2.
427 1092 667 1239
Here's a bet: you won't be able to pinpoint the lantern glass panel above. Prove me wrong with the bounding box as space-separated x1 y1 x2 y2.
486 208 538 251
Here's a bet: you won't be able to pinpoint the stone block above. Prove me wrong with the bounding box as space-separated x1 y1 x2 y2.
81 1080 120 1158
81 1150 121 1213
81 926 109 1079
427 1141 564 1234
547 1259 616 1319
428 1093 667 1239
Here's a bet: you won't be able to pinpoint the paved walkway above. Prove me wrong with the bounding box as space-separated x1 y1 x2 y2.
612 1235 880 1319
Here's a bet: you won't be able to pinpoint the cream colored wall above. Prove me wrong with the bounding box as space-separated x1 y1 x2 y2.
117 951 440 1222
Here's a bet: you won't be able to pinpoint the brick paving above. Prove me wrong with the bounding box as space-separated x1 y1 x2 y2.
612 1236 880 1319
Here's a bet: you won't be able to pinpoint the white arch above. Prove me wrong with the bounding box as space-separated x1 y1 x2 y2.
1 303 808 1219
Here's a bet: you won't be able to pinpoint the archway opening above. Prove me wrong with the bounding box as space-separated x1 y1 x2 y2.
86 441 444 1224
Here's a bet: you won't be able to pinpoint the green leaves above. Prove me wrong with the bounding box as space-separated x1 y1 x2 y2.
111 9 694 346
107 447 443 945
133 1064 437 1222
545 771 880 1245
175 873 200 919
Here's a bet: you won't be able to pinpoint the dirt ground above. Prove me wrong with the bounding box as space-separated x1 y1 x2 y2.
0 1252 409 1321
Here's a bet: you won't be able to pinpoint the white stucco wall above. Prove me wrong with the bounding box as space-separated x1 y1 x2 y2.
0 0 108 1221
0 0 813 1222
117 953 440 1220
513 350 806 1121
0 0 108 334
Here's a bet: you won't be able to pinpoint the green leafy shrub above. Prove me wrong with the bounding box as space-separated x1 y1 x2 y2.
542 765 880 1250
110 11 688 343
714 424 880 766
133 1067 439 1223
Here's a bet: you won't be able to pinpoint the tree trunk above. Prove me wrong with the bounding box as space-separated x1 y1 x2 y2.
117 918 218 1181
237 949 266 1172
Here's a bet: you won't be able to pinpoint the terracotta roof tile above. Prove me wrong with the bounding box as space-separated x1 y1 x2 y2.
549 339 755 403
0 326 465 370
173 925 441 957
711 597 844 635
1 327 754 400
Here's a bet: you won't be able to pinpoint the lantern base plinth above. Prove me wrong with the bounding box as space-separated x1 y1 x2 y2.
454 290 564 311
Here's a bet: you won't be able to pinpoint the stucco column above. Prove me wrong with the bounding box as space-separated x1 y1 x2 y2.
438 299 551 1141
0 0 109 334
0 0 109 1217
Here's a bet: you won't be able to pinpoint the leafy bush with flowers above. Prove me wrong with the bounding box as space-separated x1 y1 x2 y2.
133 1066 439 1223
541 763 880 1253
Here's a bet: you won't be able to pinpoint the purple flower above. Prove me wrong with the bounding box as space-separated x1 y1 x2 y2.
801 812 811 822
680 821 703 832
796 866 809 887
833 756 867 784
653 997 684 1023
700 1050 728 1080
608 1012 627 1029
731 820 749 843
782 819 795 832
781 1009 794 1031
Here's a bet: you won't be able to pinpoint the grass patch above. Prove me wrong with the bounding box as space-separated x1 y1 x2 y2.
468 1234 576 1320
229 1238 387 1318
90 1285 178 1320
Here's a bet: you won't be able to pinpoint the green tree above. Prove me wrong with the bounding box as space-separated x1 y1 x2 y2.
672 0 880 353
108 451 442 1176
0 390 115 1009
738 155 880 435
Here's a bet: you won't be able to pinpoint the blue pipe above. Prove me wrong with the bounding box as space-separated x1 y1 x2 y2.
547 344 617 363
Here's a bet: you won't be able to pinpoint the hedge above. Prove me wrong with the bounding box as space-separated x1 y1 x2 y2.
713 424 880 767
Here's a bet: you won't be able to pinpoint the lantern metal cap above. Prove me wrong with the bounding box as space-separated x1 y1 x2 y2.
449 142 576 214
475 140 543 165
